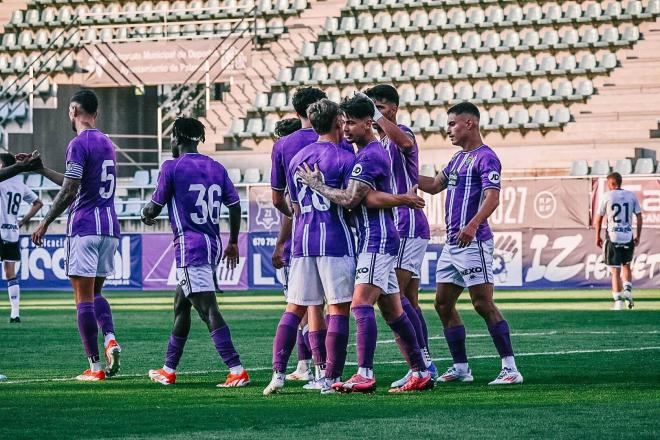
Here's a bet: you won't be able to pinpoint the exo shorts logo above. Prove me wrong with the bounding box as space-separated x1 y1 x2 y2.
355 266 369 279
180 278 188 286
460 267 483 276
488 171 500 184
352 164 363 176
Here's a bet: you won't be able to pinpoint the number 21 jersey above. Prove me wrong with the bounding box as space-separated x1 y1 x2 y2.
152 153 240 267
599 189 641 244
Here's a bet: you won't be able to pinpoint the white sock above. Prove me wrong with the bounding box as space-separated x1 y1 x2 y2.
89 361 102 372
297 360 310 371
163 365 176 374
413 370 430 378
454 362 469 373
358 367 374 379
229 365 244 375
104 333 116 347
612 292 623 301
8 280 20 318
422 347 432 368
274 372 286 381
502 356 517 371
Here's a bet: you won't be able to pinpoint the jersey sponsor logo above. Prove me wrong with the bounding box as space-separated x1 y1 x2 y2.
488 171 500 184
351 164 363 176
448 171 458 187
1 224 18 230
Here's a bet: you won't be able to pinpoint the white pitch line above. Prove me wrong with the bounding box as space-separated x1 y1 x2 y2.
2 346 659 385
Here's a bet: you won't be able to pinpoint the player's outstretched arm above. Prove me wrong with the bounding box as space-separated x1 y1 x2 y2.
141 201 163 226
356 91 414 149
18 198 44 228
222 203 241 269
297 163 369 209
417 173 447 195
1 151 43 182
456 188 499 248
32 177 80 246
364 184 425 209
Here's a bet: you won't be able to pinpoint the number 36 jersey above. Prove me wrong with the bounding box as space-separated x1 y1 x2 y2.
599 189 641 244
0 175 38 242
287 141 356 258
152 153 240 267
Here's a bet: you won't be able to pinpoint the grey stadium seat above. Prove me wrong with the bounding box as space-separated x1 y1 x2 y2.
633 158 655 174
570 160 589 176
590 160 610 175
614 159 633 175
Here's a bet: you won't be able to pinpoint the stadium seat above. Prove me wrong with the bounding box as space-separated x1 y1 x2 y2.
570 160 589 176
419 164 435 177
227 168 242 183
633 158 655 174
25 173 43 188
132 170 150 187
591 160 610 175
261 168 271 183
614 159 633 175
242 168 261 183
150 169 160 185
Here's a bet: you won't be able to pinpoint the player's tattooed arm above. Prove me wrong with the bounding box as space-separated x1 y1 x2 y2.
457 188 500 248
297 163 369 209
364 185 425 209
141 201 163 226
222 203 241 269
417 173 448 195
1 151 42 182
31 177 80 246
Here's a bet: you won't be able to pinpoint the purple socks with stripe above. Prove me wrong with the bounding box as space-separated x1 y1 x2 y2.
489 320 514 358
94 293 115 336
387 312 425 372
272 312 301 373
297 326 312 361
76 302 99 363
353 305 377 369
210 325 242 368
444 325 468 364
400 297 427 352
308 329 327 370
165 334 187 370
325 314 349 379
414 306 429 349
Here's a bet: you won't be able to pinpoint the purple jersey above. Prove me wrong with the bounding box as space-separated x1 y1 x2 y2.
287 141 355 258
64 129 120 238
381 124 430 239
152 153 240 267
442 145 501 245
350 140 400 256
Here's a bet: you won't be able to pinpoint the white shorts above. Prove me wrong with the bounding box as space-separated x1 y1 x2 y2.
287 256 355 306
355 252 399 295
66 235 118 278
177 264 217 296
435 239 494 288
276 265 290 296
395 237 429 277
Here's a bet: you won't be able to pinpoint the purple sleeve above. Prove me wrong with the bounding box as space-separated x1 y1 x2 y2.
398 125 417 155
64 139 85 180
220 166 240 207
271 141 286 191
286 158 299 204
348 153 379 189
151 161 174 206
479 153 502 191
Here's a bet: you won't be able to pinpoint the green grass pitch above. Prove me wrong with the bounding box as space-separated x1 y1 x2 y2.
1 289 659 439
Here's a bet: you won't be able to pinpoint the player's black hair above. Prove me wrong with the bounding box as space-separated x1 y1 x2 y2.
0 153 16 167
365 84 399 106
607 171 622 187
340 95 374 120
447 101 480 120
274 118 302 138
172 117 206 145
307 99 340 135
292 87 327 119
70 89 99 115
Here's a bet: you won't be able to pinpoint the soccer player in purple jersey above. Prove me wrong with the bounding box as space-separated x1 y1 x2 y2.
298 95 432 393
31 90 122 381
141 117 250 388
364 85 437 386
418 102 523 385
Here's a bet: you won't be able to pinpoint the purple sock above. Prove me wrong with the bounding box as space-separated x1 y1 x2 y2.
272 312 301 373
401 297 426 351
387 313 425 371
302 326 312 355
488 320 514 358
165 334 187 370
353 305 377 369
94 293 115 336
296 327 311 361
325 314 349 379
210 325 241 369
414 306 430 350
444 325 468 364
76 302 99 363
308 329 327 370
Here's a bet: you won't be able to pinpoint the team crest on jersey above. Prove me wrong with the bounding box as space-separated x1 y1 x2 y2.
465 155 476 166
352 164 363 176
488 171 500 184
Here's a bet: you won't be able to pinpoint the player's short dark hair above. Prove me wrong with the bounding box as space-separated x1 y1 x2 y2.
340 95 374 120
70 89 99 115
607 171 622 187
447 101 480 120
274 118 302 138
307 99 340 135
365 84 399 106
292 87 327 119
172 117 206 144
0 153 16 167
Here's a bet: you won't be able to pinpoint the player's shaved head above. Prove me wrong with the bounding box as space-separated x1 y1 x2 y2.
70 89 99 115
274 118 302 138
607 172 623 188
308 99 341 135
292 87 327 119
447 101 480 121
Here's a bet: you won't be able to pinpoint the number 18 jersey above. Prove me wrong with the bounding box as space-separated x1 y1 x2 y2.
152 153 240 267
287 141 355 258
599 189 641 244
0 175 38 242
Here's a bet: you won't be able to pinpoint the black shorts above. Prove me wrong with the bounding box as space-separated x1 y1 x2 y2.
604 239 634 267
0 240 20 262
